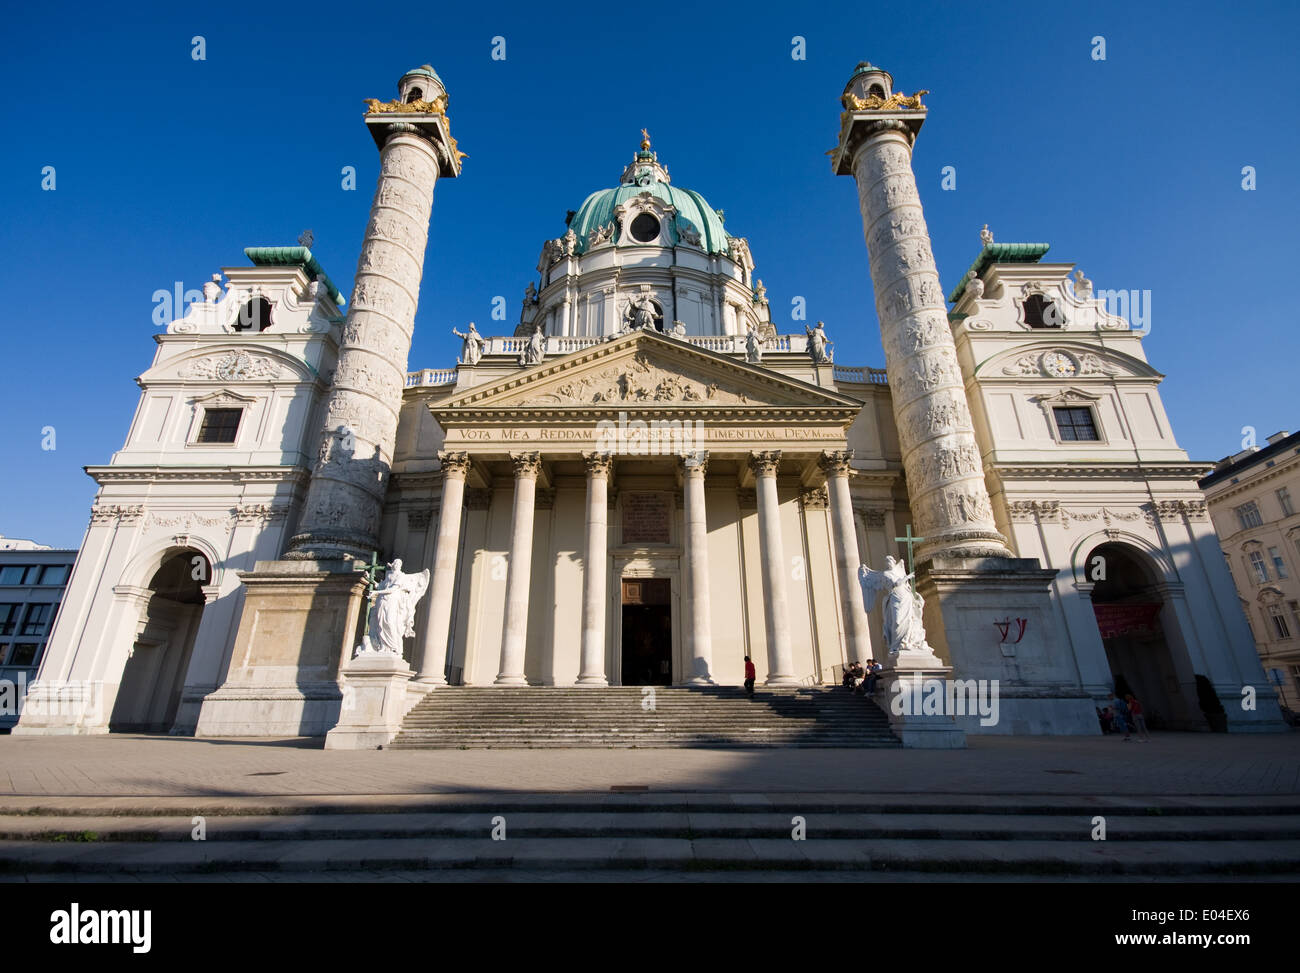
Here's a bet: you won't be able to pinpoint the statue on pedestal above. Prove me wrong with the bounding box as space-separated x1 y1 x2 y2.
805 321 831 363
357 558 429 657
519 323 545 367
859 557 933 658
745 322 763 364
453 321 485 365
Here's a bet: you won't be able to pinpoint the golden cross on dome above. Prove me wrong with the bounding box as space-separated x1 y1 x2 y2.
640 128 651 150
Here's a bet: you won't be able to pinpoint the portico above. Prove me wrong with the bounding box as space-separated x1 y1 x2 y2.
402 330 876 689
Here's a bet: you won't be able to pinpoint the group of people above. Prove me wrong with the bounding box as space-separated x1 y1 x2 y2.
1098 693 1151 741
842 659 884 697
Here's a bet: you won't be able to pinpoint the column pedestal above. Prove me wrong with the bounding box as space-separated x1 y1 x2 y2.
324 652 414 749
917 556 1100 735
195 559 367 737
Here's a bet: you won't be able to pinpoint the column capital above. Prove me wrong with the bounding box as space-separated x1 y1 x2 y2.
680 450 709 478
437 450 472 478
583 450 614 478
818 449 855 478
510 451 542 479
799 485 829 510
747 450 781 478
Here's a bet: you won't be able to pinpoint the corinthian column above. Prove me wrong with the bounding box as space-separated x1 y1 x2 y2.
496 451 541 685
820 450 873 664
832 63 1010 561
681 452 714 684
414 451 471 687
287 67 463 561
749 451 798 685
577 452 613 686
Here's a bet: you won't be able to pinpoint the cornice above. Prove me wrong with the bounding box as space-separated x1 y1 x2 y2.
86 465 311 484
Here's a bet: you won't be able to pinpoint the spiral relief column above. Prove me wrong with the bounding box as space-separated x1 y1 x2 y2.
287 66 463 561
832 63 1009 562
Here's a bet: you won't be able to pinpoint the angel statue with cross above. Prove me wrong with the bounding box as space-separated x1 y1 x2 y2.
356 558 429 658
860 557 930 657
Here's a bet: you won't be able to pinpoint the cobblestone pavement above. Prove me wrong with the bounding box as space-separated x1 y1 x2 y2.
1 732 1297 799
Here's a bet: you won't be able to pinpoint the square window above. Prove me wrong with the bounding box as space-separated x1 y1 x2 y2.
1053 406 1099 441
1267 604 1292 640
19 603 52 637
1269 547 1289 579
6 642 41 667
38 564 69 586
1236 501 1263 530
0 566 28 586
0 603 19 636
196 408 242 444
1248 550 1269 583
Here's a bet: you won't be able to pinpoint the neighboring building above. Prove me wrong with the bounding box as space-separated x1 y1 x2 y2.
0 535 53 551
0 547 76 729
1201 430 1300 710
14 62 1284 739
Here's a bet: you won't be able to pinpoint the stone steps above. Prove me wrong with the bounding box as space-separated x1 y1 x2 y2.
1 795 1297 878
389 686 900 749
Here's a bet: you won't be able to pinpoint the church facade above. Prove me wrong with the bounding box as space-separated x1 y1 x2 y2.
15 63 1283 740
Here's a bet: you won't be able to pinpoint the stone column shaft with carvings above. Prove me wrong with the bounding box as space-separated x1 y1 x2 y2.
834 67 1010 561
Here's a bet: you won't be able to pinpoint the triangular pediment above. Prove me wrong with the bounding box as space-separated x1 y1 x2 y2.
434 330 861 421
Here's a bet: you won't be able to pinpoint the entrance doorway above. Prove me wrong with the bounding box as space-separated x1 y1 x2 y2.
1087 542 1202 730
621 578 672 686
110 549 208 733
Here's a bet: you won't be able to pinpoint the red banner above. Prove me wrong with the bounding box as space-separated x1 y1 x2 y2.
1093 603 1162 639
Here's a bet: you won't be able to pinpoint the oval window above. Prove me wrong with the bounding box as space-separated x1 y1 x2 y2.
630 213 661 243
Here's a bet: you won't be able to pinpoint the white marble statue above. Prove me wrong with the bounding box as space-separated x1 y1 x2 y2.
203 274 223 303
745 323 763 364
453 322 485 365
358 559 429 657
1073 269 1093 300
625 293 658 331
963 270 984 301
980 224 994 247
670 319 687 339
859 557 933 657
805 321 831 363
519 323 545 367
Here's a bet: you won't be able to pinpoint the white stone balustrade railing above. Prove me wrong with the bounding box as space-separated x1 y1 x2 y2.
832 365 889 385
405 368 458 388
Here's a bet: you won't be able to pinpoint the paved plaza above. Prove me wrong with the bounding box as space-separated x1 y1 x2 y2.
2 732 1297 803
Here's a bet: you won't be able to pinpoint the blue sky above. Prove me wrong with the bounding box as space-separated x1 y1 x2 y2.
1 0 1296 548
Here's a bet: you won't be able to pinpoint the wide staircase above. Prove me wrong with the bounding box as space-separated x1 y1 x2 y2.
3 793 1298 880
388 686 900 749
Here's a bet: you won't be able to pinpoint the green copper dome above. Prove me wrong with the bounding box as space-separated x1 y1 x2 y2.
566 148 732 257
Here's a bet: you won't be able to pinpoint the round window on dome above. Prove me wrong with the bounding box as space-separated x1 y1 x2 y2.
630 213 661 243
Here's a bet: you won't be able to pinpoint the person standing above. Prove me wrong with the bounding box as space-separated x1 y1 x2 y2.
1111 693 1132 742
744 656 756 697
1126 694 1151 741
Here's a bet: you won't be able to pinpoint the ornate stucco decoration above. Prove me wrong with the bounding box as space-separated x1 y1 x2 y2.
1059 504 1157 530
178 350 281 381
518 352 751 406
